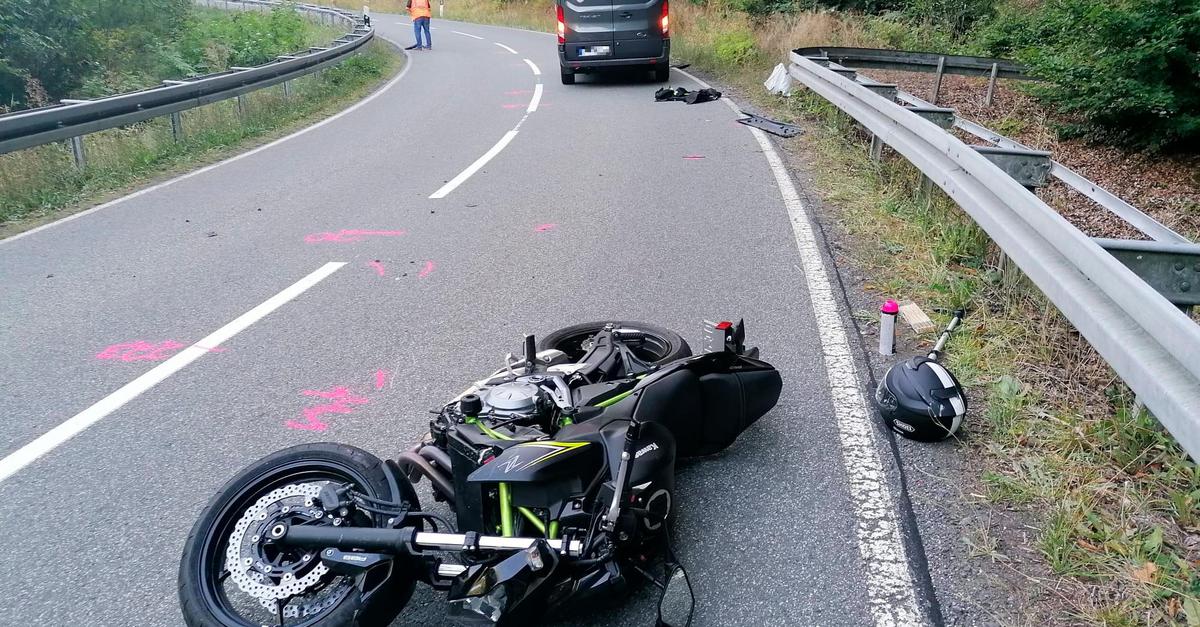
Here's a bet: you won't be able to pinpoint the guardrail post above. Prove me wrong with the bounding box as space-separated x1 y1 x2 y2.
972 146 1052 191
170 112 183 142
930 56 946 105
1093 238 1200 308
919 174 934 201
869 135 883 161
985 63 999 107
283 81 292 99
236 94 247 118
69 136 86 170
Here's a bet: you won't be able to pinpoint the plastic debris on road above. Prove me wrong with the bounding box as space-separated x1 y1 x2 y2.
735 112 803 138
654 87 722 104
764 63 793 96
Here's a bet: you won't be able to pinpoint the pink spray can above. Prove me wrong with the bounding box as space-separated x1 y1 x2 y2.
880 299 899 355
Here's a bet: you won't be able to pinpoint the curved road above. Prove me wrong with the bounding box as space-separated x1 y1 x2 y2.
0 16 932 627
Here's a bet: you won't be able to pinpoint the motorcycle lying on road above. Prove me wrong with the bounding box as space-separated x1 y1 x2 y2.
178 320 782 626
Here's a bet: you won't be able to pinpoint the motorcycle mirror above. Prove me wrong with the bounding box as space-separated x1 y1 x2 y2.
656 565 694 627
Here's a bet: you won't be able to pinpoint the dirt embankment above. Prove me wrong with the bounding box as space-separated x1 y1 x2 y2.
870 69 1200 241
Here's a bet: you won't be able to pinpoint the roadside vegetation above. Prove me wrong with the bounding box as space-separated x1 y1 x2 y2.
788 93 1200 625
0 3 400 233
442 0 1200 623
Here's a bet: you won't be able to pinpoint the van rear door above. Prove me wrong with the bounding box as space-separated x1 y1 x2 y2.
612 0 665 59
562 0 615 62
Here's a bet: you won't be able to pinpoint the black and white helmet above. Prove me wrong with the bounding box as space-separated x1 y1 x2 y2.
875 356 966 441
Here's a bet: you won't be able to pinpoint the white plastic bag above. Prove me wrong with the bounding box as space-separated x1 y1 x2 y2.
763 63 792 96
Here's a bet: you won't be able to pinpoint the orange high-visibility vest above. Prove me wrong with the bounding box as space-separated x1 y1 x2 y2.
410 0 431 19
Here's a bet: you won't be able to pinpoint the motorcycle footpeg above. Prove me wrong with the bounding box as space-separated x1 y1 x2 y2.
319 548 392 576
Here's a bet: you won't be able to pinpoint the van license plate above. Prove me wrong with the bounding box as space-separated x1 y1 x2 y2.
578 45 611 57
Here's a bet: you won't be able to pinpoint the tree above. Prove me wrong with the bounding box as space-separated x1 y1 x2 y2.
0 0 96 107
978 0 1200 150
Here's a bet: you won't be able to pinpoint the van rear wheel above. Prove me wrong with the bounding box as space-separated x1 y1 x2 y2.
561 68 575 85
654 66 670 83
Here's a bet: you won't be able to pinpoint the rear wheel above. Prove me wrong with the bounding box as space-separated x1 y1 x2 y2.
654 65 670 83
178 443 418 627
538 321 691 365
560 68 576 85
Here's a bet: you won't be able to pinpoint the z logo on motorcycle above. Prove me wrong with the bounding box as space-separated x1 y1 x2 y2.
500 455 523 473
499 441 589 473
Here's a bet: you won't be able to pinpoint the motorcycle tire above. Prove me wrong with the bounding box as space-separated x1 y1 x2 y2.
178 443 419 627
538 321 692 364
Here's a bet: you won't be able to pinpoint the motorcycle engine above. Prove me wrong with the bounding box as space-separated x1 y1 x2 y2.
479 379 549 418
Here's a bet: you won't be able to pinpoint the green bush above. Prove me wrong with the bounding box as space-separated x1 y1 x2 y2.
734 0 801 15
861 13 957 50
0 3 328 109
713 31 757 66
0 0 95 107
180 8 314 72
901 0 995 35
977 0 1200 151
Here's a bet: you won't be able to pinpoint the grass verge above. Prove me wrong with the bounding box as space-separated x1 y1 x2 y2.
442 2 1200 623
784 94 1200 624
0 39 400 237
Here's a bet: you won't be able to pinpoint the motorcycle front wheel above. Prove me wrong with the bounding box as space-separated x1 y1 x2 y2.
538 321 692 364
178 443 418 627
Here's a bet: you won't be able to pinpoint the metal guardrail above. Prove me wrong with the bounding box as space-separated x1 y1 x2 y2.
799 47 1031 106
787 51 1200 461
0 0 371 162
794 47 1029 79
896 90 1190 245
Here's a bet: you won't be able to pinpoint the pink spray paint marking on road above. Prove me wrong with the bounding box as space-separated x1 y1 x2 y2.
534 223 557 233
304 229 407 243
367 260 386 276
502 103 525 110
418 261 436 278
95 340 186 362
504 89 533 96
374 369 391 390
683 155 706 160
286 386 369 431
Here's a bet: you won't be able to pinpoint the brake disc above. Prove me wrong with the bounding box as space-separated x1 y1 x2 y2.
223 481 347 618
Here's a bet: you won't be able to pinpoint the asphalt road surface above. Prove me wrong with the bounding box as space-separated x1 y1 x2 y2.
0 16 934 627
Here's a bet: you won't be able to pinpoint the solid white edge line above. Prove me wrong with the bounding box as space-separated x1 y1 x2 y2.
429 131 519 199
494 42 518 54
527 83 543 113
523 58 541 75
0 262 347 484
675 67 925 625
1 40 414 247
452 30 484 39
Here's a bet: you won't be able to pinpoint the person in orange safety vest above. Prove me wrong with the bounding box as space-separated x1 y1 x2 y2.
407 0 433 50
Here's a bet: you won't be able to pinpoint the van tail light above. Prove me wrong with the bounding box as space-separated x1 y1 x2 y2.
557 4 566 44
660 0 669 38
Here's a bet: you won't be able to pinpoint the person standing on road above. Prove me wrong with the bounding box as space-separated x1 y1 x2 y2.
408 0 432 50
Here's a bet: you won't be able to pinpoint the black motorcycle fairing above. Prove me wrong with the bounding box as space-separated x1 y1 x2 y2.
467 440 601 486
547 560 628 619
447 540 562 625
572 379 639 407
628 352 783 457
448 424 549 533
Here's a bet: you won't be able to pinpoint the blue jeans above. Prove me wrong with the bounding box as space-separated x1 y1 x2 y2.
413 17 431 48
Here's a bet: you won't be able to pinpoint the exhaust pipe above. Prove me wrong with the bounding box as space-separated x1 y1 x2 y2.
397 447 455 503
418 444 452 473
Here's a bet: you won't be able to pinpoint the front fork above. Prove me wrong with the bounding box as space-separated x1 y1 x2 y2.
603 418 641 532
